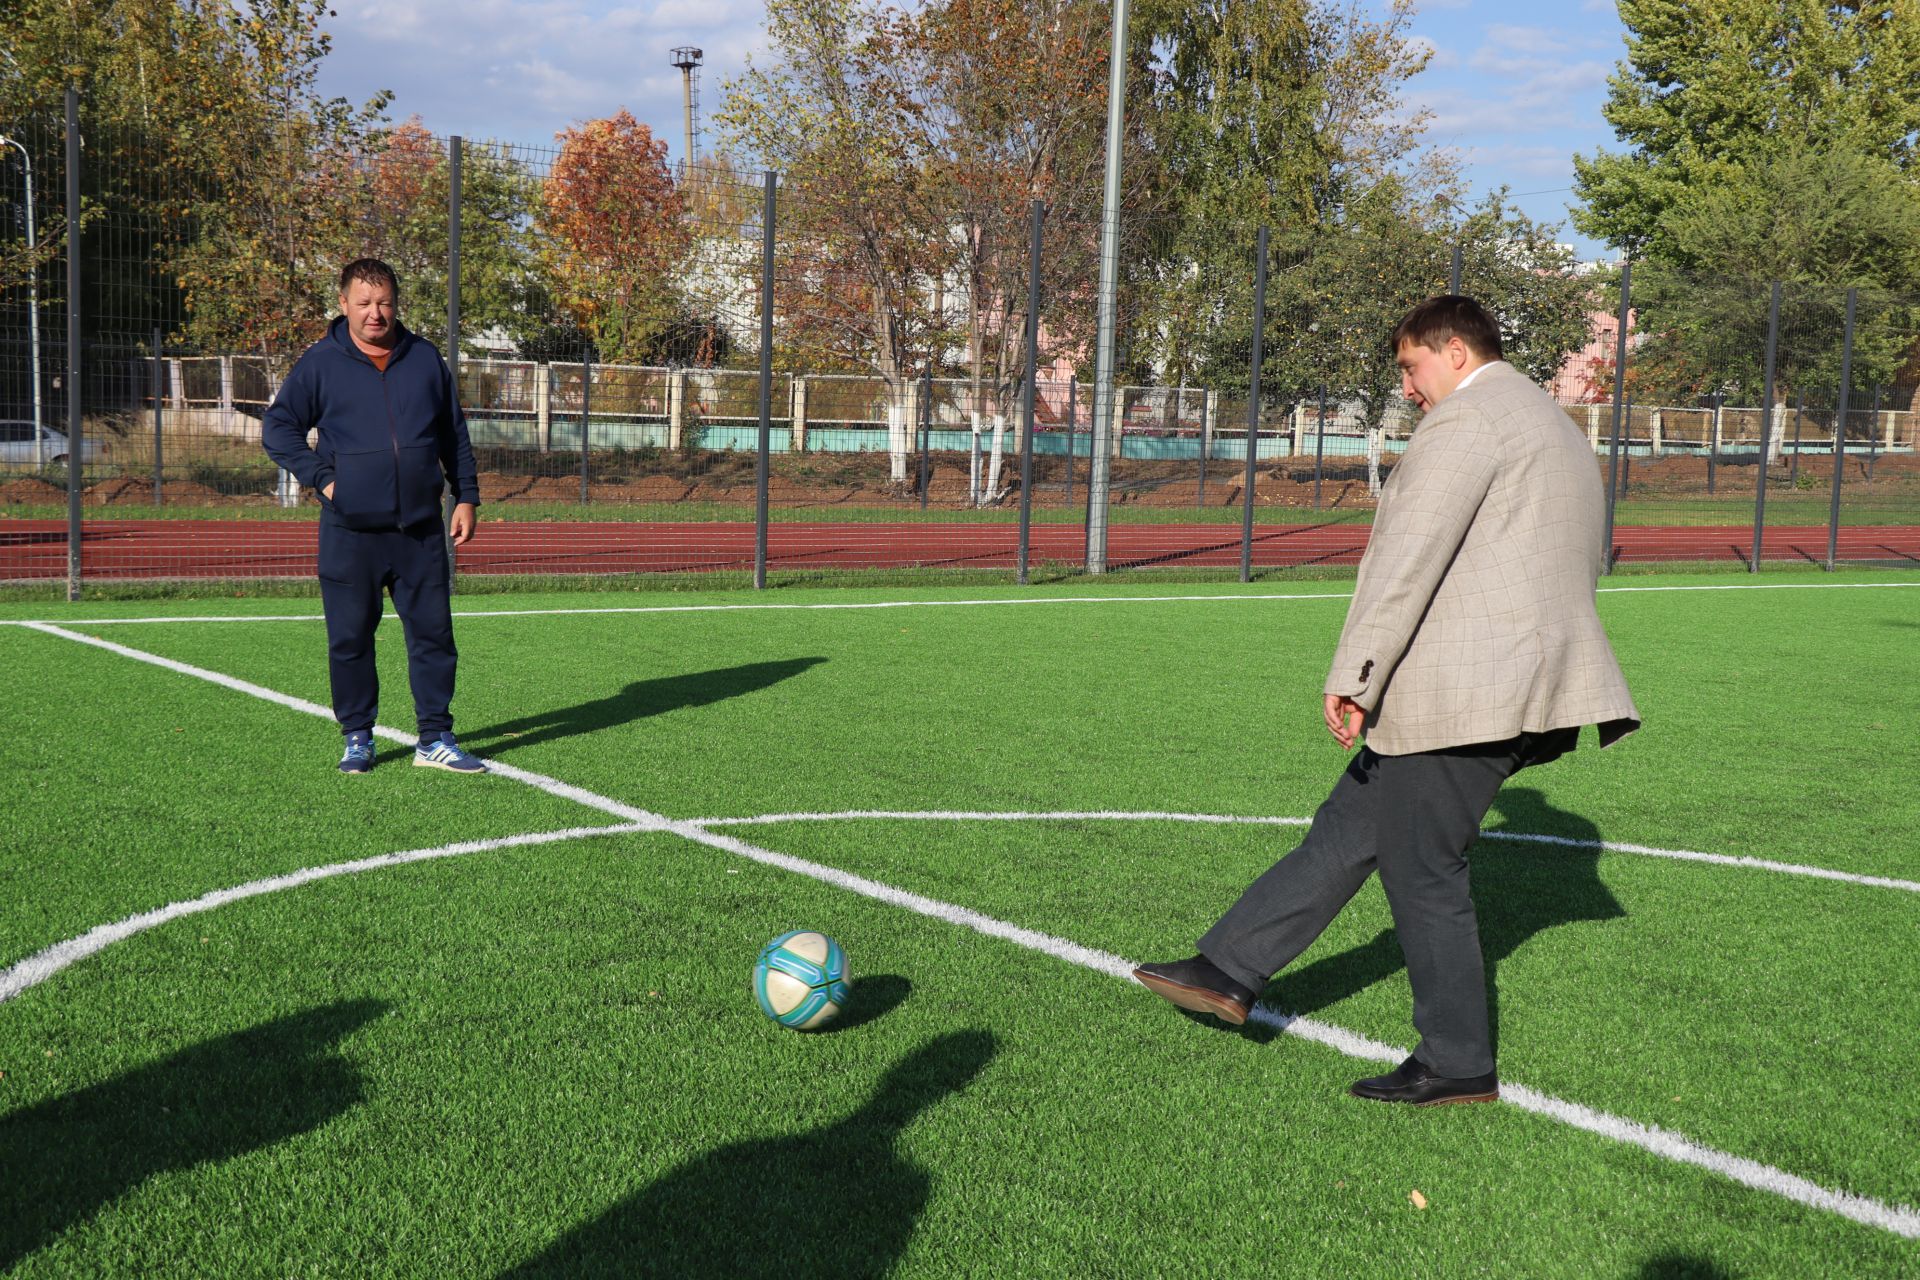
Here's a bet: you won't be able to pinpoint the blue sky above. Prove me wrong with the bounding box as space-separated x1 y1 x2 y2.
313 0 1630 259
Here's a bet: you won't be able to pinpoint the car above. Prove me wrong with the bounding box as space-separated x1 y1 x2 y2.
0 419 107 465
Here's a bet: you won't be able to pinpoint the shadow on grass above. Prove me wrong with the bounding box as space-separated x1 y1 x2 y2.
466 657 828 757
1637 1254 1739 1279
820 973 911 1033
500 1029 996 1280
0 999 383 1270
1229 785 1621 1055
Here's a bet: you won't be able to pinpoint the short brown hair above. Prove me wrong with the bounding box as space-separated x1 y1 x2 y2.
338 258 399 298
1391 295 1502 362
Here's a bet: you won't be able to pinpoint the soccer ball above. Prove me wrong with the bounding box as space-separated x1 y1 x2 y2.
753 930 851 1030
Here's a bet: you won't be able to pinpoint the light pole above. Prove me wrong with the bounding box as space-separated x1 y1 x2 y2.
1084 0 1131 574
0 133 44 467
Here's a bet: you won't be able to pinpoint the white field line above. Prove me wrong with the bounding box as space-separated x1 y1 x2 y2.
691 811 1920 896
3 576 1916 628
1594 581 1920 595
0 591 1353 626
13 628 1920 1239
18 623 664 826
1477 830 1920 895
0 824 648 1004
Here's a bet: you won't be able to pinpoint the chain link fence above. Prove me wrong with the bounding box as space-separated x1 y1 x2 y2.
3 98 1917 592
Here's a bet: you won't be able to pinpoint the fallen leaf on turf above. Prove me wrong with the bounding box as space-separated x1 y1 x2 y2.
1409 1190 1428 1210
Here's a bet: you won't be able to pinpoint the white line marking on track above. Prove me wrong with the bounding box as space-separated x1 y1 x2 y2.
13 623 1920 1238
2 576 1914 627
0 824 648 1004
690 810 1920 895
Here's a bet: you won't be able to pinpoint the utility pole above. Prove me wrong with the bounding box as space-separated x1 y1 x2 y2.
1085 0 1131 574
672 47 704 175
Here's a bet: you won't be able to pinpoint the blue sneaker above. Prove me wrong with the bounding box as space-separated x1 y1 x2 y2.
338 731 375 775
414 733 486 774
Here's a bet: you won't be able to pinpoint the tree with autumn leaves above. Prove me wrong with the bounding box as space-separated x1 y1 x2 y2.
537 110 690 367
2 0 391 381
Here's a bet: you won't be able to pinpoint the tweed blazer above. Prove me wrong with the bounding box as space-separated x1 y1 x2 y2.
1324 361 1639 756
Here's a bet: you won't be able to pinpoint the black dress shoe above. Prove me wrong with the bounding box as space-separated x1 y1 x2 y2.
1349 1055 1499 1105
1131 956 1256 1025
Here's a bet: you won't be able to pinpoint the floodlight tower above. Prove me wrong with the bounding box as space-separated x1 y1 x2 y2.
671 46 704 175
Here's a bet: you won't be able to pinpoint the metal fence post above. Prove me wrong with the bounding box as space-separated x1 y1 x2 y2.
1240 226 1269 584
1018 199 1042 585
1601 261 1632 574
754 170 776 590
1751 281 1780 573
65 85 81 601
445 134 462 588
152 326 164 506
1826 287 1856 572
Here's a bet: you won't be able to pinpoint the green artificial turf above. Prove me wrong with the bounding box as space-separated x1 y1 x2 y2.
2 569 1916 1276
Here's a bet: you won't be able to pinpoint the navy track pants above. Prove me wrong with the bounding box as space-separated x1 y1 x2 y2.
317 516 457 738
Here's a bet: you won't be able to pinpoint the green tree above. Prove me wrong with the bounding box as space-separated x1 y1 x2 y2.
1 0 388 376
1572 0 1920 258
1135 0 1445 400
1613 143 1920 402
1572 1 1920 405
1134 1 1589 428
350 119 542 354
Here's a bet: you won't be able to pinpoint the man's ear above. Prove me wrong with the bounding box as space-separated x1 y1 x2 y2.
1448 336 1471 368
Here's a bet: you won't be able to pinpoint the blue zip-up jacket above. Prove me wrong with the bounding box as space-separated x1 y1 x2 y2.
262 318 480 531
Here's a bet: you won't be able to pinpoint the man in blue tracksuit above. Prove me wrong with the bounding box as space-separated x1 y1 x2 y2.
263 258 486 775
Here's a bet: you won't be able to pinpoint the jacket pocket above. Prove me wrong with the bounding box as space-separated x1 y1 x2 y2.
330 447 398 529
395 442 447 528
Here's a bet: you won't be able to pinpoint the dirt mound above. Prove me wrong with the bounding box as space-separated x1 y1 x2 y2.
0 475 64 505
1126 479 1242 507
85 477 159 505
765 479 858 506
590 475 697 503
156 480 230 504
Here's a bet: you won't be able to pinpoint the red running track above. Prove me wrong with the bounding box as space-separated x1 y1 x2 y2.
3 519 1918 579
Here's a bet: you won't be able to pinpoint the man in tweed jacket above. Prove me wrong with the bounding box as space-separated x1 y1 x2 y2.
1134 295 1638 1105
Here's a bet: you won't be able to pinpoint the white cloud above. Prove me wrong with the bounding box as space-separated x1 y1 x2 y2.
1483 23 1575 56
